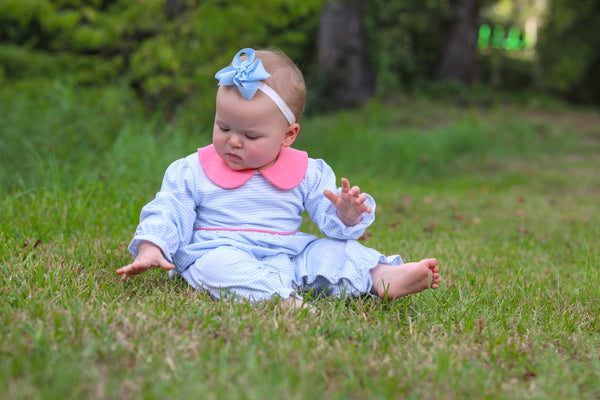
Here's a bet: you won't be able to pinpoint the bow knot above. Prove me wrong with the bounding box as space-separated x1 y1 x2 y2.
215 48 271 100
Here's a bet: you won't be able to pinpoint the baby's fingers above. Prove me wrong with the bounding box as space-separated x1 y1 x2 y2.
116 263 136 275
158 259 176 271
340 178 351 192
323 189 338 204
130 262 151 274
116 266 127 280
116 263 138 281
355 193 367 204
348 185 361 197
116 261 151 281
362 202 373 214
116 264 133 281
354 193 372 213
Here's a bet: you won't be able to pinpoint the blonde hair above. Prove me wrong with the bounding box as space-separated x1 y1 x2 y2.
243 49 306 123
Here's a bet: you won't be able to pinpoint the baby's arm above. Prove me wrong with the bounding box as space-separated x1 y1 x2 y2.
323 177 372 226
116 240 175 281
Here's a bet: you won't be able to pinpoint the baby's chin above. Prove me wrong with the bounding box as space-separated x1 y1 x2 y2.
223 159 256 171
220 154 278 171
224 161 247 170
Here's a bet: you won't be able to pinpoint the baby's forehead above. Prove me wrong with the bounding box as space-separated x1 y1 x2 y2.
216 87 280 118
216 85 239 97
216 85 271 105
215 86 249 107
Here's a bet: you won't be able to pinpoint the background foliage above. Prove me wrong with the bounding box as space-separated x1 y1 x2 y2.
1 0 599 115
0 0 325 122
364 0 451 95
536 0 600 104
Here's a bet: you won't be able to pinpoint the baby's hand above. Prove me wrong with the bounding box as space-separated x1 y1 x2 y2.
323 177 372 226
116 241 175 281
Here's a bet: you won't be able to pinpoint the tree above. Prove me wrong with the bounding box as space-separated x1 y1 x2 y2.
316 0 375 109
437 0 482 84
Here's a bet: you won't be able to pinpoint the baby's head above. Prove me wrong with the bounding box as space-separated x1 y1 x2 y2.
212 48 306 171
215 48 306 124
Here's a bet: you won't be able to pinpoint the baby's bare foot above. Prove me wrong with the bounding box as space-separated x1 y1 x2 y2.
371 258 440 299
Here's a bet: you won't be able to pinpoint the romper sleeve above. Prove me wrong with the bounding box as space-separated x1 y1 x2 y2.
128 158 198 262
302 159 376 240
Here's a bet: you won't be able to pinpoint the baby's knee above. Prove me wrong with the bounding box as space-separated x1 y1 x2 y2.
194 246 248 278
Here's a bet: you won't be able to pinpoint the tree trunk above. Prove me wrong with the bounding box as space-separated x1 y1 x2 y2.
437 0 481 84
317 0 375 109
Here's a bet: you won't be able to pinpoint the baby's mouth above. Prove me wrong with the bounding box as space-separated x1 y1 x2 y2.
225 152 242 161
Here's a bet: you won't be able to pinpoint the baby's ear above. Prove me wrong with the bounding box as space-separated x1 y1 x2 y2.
282 123 300 147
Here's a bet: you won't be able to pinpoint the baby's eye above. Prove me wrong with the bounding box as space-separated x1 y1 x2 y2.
219 126 230 132
245 134 259 140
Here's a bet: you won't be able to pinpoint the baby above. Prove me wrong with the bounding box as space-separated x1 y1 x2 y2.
117 48 440 307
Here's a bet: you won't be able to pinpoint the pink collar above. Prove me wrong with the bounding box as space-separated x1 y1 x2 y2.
198 144 308 189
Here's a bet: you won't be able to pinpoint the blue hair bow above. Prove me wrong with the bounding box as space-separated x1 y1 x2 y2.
215 48 271 100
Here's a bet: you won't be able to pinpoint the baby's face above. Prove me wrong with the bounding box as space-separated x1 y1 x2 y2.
213 87 293 171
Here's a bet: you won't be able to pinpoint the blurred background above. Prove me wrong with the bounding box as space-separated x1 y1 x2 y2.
1 0 599 192
1 0 598 116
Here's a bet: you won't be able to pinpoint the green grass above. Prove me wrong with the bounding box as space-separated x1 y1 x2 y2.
1 80 599 399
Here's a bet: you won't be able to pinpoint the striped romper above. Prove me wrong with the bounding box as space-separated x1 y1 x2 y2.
128 144 403 301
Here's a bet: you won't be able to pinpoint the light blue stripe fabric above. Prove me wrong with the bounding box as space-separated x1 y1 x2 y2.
130 152 402 301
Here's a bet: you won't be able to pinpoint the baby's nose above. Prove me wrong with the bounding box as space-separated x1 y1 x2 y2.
228 134 243 147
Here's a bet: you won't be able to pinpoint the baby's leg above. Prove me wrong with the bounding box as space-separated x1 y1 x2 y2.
181 246 295 302
293 238 381 297
370 258 440 299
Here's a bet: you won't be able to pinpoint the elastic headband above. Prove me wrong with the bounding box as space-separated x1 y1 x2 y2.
256 81 295 125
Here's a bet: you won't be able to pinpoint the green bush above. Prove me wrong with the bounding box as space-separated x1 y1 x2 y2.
0 44 123 82
0 0 325 114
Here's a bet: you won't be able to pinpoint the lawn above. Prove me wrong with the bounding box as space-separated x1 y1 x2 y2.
1 81 599 399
